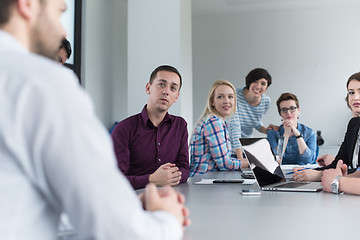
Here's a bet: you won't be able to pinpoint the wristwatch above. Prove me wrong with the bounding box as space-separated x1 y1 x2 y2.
331 175 342 194
295 134 302 139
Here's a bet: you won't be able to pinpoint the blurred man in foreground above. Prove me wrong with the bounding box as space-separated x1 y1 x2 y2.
0 0 189 239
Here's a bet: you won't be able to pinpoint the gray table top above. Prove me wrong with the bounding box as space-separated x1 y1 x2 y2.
177 171 359 240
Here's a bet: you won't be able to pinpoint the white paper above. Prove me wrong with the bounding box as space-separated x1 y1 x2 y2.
194 179 216 184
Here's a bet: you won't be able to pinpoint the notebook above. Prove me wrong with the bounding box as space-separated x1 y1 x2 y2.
239 138 322 192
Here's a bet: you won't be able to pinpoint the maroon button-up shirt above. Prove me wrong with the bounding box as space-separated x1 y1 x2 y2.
111 106 190 189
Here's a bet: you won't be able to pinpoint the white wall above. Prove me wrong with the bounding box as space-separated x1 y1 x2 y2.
127 0 193 131
60 0 75 64
82 0 192 131
82 0 126 128
192 5 360 146
111 0 128 124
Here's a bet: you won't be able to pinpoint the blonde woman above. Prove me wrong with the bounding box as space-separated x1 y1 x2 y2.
190 80 248 177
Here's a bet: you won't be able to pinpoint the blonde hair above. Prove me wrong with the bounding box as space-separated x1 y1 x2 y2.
196 80 237 126
190 80 237 145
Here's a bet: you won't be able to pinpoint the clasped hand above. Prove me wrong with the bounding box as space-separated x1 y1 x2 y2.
149 163 182 186
282 119 299 137
139 184 191 228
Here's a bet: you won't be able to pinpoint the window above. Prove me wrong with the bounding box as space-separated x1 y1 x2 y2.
60 0 82 82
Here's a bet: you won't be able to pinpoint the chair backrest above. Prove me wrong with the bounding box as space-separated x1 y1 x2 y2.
109 121 119 134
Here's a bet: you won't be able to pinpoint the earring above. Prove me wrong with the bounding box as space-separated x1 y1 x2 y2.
281 119 283 122
297 117 299 119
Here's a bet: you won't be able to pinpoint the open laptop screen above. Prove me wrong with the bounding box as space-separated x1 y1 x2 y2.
240 138 286 187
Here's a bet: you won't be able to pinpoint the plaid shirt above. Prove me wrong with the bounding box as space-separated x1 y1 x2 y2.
190 115 241 177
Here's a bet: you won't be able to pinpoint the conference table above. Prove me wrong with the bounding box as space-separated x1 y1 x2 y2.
177 170 359 240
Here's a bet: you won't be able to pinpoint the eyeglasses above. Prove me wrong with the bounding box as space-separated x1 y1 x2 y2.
280 106 298 114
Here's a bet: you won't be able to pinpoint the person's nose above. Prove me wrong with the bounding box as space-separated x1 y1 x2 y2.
162 87 169 95
355 92 360 100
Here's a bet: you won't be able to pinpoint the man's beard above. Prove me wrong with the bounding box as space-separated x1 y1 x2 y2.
29 11 61 61
32 40 60 61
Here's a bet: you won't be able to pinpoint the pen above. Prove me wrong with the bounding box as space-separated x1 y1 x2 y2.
286 168 311 175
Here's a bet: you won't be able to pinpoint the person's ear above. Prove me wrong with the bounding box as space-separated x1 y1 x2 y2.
17 0 37 20
145 82 151 95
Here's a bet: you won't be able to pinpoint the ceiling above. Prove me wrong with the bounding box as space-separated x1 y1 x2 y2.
192 0 360 16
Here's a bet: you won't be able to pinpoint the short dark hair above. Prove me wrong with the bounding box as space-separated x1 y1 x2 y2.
149 65 182 90
276 93 299 115
245 68 272 89
0 0 16 25
345 72 360 109
60 38 72 59
0 0 46 25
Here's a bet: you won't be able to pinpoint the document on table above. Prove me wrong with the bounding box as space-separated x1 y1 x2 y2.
194 179 257 185
280 164 319 170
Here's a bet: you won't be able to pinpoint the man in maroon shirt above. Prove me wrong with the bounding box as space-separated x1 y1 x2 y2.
111 65 190 190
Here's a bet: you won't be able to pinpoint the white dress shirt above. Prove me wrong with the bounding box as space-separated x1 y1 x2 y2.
0 31 181 240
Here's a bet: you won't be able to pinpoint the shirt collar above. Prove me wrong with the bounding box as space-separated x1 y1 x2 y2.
0 30 29 54
140 105 172 127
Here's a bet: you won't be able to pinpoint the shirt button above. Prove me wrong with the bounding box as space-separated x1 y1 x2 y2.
158 142 161 146
158 158 161 161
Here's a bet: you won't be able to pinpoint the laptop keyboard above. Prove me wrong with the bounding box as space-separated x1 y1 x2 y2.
275 182 308 188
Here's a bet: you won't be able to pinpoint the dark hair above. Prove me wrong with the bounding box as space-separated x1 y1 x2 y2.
245 68 272 89
149 65 182 90
345 72 360 109
346 72 360 89
276 93 299 115
0 0 16 25
0 0 46 25
59 38 72 59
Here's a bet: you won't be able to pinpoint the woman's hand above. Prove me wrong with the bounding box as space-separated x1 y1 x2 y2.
282 119 299 137
316 154 335 167
292 168 322 182
265 124 280 132
240 158 249 168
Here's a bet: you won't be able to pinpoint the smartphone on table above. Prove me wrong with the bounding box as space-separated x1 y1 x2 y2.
213 179 244 183
241 172 255 179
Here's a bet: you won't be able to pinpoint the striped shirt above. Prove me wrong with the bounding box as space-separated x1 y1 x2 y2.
229 87 270 152
190 114 241 177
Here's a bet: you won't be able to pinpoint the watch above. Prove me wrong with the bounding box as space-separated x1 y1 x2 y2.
331 175 342 194
295 134 302 139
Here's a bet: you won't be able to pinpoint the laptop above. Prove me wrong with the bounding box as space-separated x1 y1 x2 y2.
239 138 322 192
